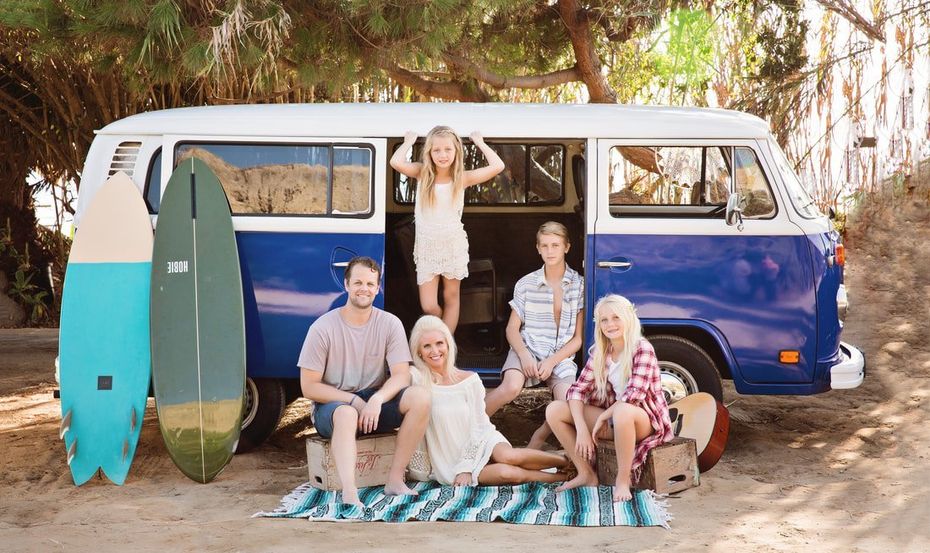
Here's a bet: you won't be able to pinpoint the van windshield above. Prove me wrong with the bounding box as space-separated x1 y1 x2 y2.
768 139 822 219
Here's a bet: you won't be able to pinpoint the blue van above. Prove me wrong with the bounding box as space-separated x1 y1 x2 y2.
74 103 865 451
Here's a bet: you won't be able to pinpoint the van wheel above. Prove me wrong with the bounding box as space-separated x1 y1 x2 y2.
236 377 286 454
649 335 723 403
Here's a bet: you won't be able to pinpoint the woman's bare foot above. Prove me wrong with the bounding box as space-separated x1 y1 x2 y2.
613 477 633 502
383 480 419 496
555 472 598 492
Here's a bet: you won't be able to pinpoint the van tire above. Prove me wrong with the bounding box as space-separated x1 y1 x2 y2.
648 335 723 403
236 377 286 454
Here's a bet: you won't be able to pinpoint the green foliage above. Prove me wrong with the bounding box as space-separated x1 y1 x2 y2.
0 220 52 326
756 1 808 80
653 8 716 104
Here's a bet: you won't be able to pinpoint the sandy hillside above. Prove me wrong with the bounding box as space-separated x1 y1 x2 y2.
1 201 929 552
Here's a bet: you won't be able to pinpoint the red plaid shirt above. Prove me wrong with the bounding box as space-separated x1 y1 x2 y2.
566 338 673 482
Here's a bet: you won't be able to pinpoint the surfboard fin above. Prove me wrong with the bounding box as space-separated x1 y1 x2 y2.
60 409 72 440
130 407 138 433
122 439 130 461
67 439 77 466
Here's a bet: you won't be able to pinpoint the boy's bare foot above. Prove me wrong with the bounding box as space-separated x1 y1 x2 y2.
556 455 577 480
383 480 419 496
613 478 633 502
341 488 365 509
526 436 547 450
555 472 598 492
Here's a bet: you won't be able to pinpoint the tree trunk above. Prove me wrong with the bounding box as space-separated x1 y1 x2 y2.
558 0 618 103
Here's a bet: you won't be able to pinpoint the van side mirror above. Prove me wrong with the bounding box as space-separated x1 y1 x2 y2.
725 192 744 230
828 206 836 220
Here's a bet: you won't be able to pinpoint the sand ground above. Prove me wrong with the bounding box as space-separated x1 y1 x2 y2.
2 202 929 552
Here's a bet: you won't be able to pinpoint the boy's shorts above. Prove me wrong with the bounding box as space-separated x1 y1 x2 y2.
312 387 408 439
501 349 575 391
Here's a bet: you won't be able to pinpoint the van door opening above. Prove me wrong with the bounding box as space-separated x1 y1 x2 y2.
384 138 586 385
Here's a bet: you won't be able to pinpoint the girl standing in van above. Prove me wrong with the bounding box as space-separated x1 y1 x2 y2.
391 127 505 334
545 295 674 502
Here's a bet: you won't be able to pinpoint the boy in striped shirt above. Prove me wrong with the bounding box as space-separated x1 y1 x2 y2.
485 222 584 449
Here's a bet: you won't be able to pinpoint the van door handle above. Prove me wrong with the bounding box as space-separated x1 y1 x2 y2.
597 261 632 269
332 261 349 268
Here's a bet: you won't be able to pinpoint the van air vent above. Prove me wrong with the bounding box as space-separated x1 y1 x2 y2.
108 141 143 177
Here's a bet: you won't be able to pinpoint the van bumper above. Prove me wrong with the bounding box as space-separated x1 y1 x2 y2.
830 342 865 390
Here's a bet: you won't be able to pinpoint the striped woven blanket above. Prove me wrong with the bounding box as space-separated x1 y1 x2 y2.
255 481 671 528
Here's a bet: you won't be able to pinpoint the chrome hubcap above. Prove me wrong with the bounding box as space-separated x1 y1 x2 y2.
242 378 258 427
659 361 698 403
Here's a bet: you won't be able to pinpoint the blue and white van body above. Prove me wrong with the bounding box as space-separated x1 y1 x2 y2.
74 103 865 450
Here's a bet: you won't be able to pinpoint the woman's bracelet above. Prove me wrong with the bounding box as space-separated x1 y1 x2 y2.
349 395 359 408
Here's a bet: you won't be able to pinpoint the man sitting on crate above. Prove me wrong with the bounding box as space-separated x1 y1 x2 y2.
298 256 430 507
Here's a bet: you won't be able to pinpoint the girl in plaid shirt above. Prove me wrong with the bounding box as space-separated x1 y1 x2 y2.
546 295 673 502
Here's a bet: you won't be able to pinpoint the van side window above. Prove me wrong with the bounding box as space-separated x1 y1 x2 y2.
175 143 373 217
734 147 776 218
394 142 564 205
607 145 775 219
143 148 162 214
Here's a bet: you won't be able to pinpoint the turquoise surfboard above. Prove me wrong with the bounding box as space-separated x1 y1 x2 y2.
151 157 245 484
59 171 153 486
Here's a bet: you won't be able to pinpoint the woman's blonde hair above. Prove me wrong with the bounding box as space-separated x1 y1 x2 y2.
536 221 570 246
591 295 642 402
419 125 465 208
409 315 459 388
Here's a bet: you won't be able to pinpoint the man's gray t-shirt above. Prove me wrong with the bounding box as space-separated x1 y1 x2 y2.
297 308 412 392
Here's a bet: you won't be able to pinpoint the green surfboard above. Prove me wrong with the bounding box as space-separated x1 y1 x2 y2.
151 157 245 483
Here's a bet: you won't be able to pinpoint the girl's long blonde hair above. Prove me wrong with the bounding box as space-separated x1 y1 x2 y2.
409 315 459 389
418 125 465 208
591 295 642 402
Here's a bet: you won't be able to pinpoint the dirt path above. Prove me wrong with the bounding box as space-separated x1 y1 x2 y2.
2 203 929 552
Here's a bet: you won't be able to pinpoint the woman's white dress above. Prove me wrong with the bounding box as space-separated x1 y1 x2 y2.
413 182 470 284
410 371 508 486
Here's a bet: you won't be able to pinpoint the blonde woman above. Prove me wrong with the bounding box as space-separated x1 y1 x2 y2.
409 315 569 486
545 295 673 502
391 126 505 334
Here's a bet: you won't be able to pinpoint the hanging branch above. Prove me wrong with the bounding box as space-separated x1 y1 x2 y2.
814 0 885 42
442 53 580 90
380 62 491 102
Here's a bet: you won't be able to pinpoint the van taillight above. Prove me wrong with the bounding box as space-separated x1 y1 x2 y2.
835 244 846 266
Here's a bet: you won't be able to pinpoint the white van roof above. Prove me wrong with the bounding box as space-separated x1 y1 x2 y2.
98 103 771 139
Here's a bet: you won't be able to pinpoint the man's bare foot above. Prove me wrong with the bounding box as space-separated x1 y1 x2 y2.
383 480 418 496
613 478 633 502
340 488 365 509
555 472 598 492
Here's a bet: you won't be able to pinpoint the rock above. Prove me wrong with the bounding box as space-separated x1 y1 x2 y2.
881 341 908 355
0 272 26 328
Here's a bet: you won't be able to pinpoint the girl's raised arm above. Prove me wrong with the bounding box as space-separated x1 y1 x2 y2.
463 131 505 187
390 131 424 179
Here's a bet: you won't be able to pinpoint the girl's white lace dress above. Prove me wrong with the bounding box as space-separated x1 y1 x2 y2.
413 182 470 284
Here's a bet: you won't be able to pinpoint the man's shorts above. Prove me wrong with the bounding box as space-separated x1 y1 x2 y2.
501 348 576 391
312 387 408 439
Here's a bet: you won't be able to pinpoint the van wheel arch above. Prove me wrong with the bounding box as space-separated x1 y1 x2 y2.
236 377 286 454
648 335 723 402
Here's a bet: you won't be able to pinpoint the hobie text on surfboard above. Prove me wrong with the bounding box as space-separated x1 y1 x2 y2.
167 260 190 274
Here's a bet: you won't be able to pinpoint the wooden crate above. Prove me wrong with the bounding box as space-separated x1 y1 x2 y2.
596 436 700 494
306 432 398 491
